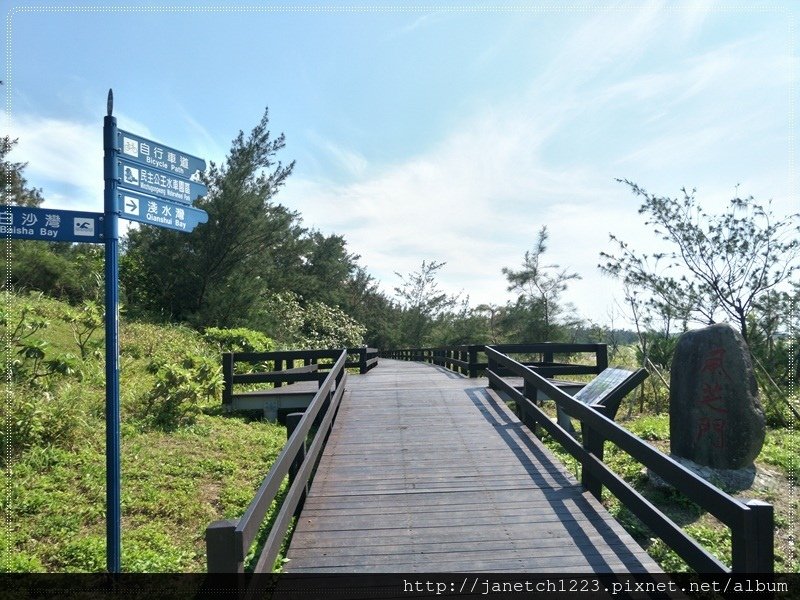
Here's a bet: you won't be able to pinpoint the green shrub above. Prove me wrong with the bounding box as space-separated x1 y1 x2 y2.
257 292 365 349
135 353 223 429
202 327 275 353
635 332 678 370
123 525 192 572
62 300 103 360
626 413 669 441
1 549 46 572
60 536 106 572
2 387 86 461
759 427 796 477
120 321 205 361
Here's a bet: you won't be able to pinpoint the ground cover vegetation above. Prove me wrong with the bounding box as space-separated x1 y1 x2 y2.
2 110 798 572
535 363 798 574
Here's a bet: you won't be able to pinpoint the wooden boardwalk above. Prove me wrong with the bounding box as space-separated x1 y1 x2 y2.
284 359 661 573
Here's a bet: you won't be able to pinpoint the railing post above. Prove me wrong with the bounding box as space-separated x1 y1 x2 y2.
205 519 242 573
222 353 234 408
596 344 609 372
522 380 540 437
286 413 306 485
273 358 283 388
487 352 497 390
732 500 774 573
359 347 367 373
543 350 554 366
286 412 308 517
468 345 478 378
581 428 604 501
580 406 609 501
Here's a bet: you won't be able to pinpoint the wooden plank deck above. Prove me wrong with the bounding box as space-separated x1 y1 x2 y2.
284 359 661 573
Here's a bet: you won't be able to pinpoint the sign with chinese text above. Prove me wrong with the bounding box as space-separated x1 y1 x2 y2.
118 191 208 232
117 158 207 205
117 129 206 179
574 368 635 405
0 205 103 243
102 92 212 573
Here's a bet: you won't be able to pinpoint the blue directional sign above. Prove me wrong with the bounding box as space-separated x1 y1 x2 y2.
0 205 104 243
117 129 206 179
103 97 212 573
117 158 207 205
118 190 208 232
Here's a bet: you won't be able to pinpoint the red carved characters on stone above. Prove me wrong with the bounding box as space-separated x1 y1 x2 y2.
694 416 726 449
695 346 729 452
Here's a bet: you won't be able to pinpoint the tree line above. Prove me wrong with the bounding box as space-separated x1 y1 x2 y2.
3 109 798 394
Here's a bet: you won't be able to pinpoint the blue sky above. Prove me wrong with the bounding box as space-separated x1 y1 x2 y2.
4 1 797 326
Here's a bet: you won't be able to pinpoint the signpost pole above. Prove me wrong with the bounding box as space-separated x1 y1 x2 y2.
1 91 208 575
103 89 121 574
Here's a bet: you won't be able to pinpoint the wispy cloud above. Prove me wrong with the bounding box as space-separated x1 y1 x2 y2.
8 4 791 326
306 131 369 178
174 102 228 164
389 10 452 38
8 114 103 211
534 1 668 95
280 4 791 321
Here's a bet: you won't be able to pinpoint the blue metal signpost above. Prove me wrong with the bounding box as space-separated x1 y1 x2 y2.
4 91 208 573
103 90 208 573
101 90 207 573
103 92 122 574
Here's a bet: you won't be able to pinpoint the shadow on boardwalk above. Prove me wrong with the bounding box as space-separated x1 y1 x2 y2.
284 359 661 573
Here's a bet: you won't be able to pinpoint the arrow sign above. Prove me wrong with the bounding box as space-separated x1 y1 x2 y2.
117 129 206 179
0 205 104 243
117 158 207 205
117 191 208 232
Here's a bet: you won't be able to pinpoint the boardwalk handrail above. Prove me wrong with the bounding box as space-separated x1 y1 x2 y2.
382 342 607 379
485 345 773 574
206 349 349 572
222 347 377 407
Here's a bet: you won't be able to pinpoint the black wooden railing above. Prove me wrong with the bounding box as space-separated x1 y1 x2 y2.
485 345 773 574
206 349 348 572
382 342 608 379
222 347 377 407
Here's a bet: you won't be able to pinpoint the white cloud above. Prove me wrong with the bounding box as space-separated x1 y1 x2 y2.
281 101 621 315
535 1 668 95
174 103 228 165
8 114 103 211
306 131 369 178
9 4 792 329
280 4 793 326
390 11 452 38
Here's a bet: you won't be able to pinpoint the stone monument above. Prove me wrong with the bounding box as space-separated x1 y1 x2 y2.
669 323 765 470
